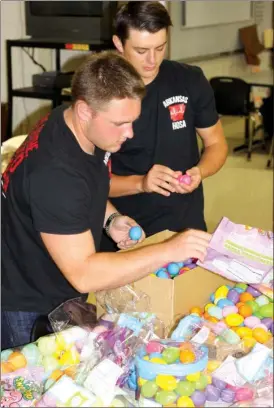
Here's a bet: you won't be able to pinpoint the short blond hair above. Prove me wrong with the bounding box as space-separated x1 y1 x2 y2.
71 50 145 110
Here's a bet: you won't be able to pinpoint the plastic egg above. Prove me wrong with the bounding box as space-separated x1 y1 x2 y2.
205 303 215 312
221 389 236 403
222 329 241 344
146 341 164 354
162 347 180 364
150 357 167 365
191 390 206 406
207 360 221 372
149 352 163 359
213 321 227 335
176 381 196 397
238 304 252 318
234 287 245 294
217 299 234 308
156 269 170 279
246 286 262 297
235 283 248 291
255 295 269 307
176 396 194 407
245 300 259 314
42 356 60 372
7 351 27 370
143 355 150 361
259 304 273 318
178 174 192 185
212 377 227 390
215 285 229 300
242 336 256 349
21 343 41 366
261 317 273 330
252 327 269 344
138 377 147 387
180 350 196 364
195 374 208 390
208 306 223 320
244 316 261 329
205 384 221 401
235 327 253 338
222 306 238 317
167 263 180 276
1 349 13 361
253 311 264 319
227 289 240 304
253 323 268 331
235 387 254 401
189 306 203 316
156 375 177 391
141 381 158 398
225 313 244 327
179 342 195 352
37 335 57 356
239 293 254 303
1 362 15 374
186 372 200 382
155 390 177 405
129 226 142 240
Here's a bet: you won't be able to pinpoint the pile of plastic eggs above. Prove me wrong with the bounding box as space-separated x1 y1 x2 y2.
191 283 273 347
152 259 197 279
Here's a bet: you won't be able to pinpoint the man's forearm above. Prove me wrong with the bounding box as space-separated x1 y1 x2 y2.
80 241 173 292
109 174 144 197
104 200 119 226
198 141 228 179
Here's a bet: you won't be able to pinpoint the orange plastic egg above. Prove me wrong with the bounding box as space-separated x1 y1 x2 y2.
179 349 196 364
239 293 254 303
190 306 203 316
236 302 245 309
1 362 15 374
203 312 211 320
252 328 269 344
242 336 256 349
208 317 219 323
239 305 252 318
179 342 194 351
7 352 27 369
50 369 64 382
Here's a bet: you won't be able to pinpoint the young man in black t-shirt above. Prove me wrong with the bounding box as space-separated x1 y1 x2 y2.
100 1 228 251
2 51 212 349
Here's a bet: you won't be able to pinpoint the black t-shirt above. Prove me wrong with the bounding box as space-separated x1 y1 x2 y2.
110 60 218 235
2 106 110 314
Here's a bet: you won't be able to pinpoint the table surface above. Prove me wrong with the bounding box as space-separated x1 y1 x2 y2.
238 70 273 87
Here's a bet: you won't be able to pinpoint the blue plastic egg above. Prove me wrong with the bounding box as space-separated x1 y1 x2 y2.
167 263 180 276
156 269 170 279
129 226 142 241
217 299 235 308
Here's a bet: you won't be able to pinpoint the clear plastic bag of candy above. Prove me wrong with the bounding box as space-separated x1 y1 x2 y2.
197 217 273 295
96 285 151 315
1 367 44 407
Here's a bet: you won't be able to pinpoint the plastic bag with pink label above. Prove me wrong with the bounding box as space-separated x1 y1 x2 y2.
198 217 273 300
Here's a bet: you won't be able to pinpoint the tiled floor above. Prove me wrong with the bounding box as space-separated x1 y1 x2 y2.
203 116 273 233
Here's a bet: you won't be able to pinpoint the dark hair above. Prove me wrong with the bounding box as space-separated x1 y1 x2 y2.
114 1 172 44
71 50 145 110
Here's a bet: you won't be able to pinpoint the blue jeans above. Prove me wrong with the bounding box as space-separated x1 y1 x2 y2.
1 311 42 350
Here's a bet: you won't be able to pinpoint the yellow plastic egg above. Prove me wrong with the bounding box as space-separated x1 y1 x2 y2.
186 372 200 382
225 313 244 327
207 360 221 373
252 328 269 344
205 303 215 312
156 374 177 391
177 396 195 407
235 327 253 339
150 357 167 364
215 285 229 299
242 336 257 349
206 374 212 384
143 356 150 361
137 377 147 387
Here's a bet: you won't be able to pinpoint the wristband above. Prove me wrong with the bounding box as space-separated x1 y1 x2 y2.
104 212 121 237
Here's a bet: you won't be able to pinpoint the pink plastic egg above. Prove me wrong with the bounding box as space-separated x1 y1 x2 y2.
222 306 238 317
244 316 261 329
178 174 191 185
235 387 254 401
146 341 164 354
213 321 228 335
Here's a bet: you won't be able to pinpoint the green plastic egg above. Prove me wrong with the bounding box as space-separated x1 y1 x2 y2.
141 381 158 398
255 295 269 307
259 304 273 318
245 300 259 314
235 283 248 291
253 311 264 319
162 347 180 364
176 380 196 396
195 374 208 390
155 390 177 405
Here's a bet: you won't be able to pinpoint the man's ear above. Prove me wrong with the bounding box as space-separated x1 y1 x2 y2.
113 35 124 54
75 101 93 122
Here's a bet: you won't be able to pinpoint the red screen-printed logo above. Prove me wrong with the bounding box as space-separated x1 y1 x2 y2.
2 114 49 194
168 103 186 122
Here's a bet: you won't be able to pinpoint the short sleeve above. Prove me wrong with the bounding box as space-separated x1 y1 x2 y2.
190 67 219 129
29 164 91 234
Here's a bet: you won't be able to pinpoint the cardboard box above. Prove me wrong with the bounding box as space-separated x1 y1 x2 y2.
91 230 233 328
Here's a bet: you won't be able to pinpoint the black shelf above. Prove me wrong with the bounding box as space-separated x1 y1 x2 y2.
12 87 72 101
6 37 114 138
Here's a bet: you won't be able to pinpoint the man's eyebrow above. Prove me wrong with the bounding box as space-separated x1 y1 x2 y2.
133 41 167 51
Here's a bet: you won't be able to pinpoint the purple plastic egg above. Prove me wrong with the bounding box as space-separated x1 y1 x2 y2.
246 286 261 297
221 389 236 403
271 321 274 335
206 385 221 401
191 390 206 406
235 387 254 401
244 316 261 329
261 318 273 330
227 289 240 304
212 377 227 391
